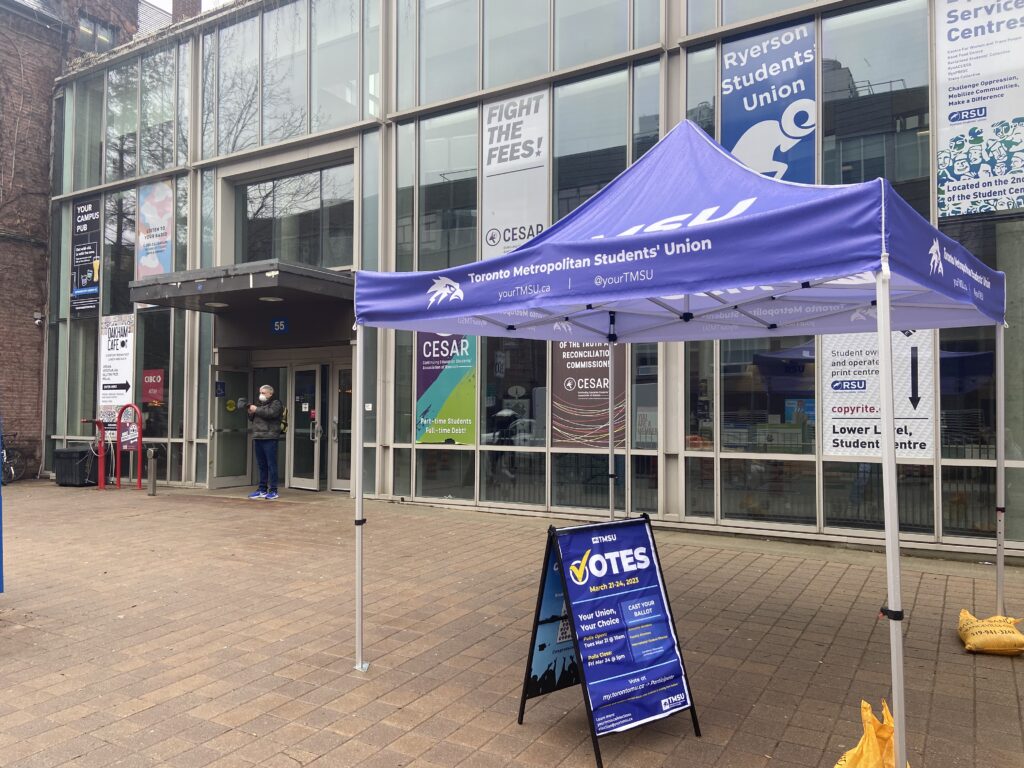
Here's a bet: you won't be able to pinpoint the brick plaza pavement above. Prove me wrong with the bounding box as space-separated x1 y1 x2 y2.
0 481 1022 768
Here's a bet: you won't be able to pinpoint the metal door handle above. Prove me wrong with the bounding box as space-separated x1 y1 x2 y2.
332 420 338 441
309 421 317 441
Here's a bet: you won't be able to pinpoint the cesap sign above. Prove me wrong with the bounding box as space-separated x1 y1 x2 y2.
142 369 165 404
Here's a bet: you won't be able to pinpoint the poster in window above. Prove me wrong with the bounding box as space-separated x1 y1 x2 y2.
551 342 625 449
71 196 101 316
720 19 816 183
137 180 174 278
481 90 549 259
416 332 476 444
935 1 1024 216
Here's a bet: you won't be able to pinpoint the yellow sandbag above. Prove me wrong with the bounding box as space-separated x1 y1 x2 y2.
957 609 1024 655
834 700 908 768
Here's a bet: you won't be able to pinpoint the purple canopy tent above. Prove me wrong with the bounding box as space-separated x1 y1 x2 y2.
352 120 1008 767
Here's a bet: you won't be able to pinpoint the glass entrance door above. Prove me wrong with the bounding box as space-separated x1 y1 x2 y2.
330 365 353 491
290 365 322 490
210 367 252 488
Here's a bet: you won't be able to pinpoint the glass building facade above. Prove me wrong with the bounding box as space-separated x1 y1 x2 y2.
46 0 1024 553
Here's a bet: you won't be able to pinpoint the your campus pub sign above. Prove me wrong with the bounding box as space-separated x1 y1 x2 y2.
519 517 699 768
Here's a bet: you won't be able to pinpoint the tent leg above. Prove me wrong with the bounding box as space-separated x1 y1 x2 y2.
353 324 369 673
875 265 907 768
996 323 1006 616
608 341 615 521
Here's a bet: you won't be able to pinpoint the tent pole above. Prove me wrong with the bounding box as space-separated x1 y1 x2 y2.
875 264 907 768
608 336 616 522
996 323 1006 616
353 323 368 672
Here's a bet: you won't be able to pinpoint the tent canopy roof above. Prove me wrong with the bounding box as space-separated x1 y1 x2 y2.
356 121 1004 343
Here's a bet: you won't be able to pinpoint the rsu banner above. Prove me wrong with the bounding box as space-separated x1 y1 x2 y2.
721 19 816 182
520 517 699 768
935 0 1024 217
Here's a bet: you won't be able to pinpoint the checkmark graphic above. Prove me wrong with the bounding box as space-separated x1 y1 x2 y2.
569 549 591 584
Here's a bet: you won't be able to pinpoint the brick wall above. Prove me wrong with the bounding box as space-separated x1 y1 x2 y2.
0 8 63 469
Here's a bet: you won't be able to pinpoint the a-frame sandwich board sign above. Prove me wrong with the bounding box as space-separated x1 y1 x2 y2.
518 515 699 768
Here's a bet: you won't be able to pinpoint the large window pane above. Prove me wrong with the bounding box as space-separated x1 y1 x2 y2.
822 0 929 216
196 314 212 438
416 448 474 499
686 46 715 138
481 338 547 446
823 462 933 533
419 109 477 270
238 172 322 265
481 451 545 505
175 176 188 271
312 0 358 132
141 49 175 174
632 61 660 161
721 336 815 454
686 456 714 517
219 17 260 154
420 0 477 105
721 458 815 524
552 453 625 510
554 70 627 218
171 310 185 439
687 0 715 35
362 130 380 270
724 0 803 26
322 165 354 268
200 169 215 267
394 330 413 442
364 0 381 118
67 317 98 436
555 0 626 70
483 0 548 88
632 455 657 513
685 341 714 450
396 122 415 272
73 74 104 189
942 466 994 538
201 32 216 158
239 181 274 262
1006 468 1024 542
940 216 1023 460
939 326 994 460
106 61 139 182
396 0 415 109
103 190 136 316
136 309 171 439
263 0 308 143
177 41 191 164
632 343 657 449
634 0 658 47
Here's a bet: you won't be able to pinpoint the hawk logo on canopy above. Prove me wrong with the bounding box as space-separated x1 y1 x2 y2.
426 277 465 307
929 239 945 277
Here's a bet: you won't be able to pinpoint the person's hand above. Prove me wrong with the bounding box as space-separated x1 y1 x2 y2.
248 404 257 414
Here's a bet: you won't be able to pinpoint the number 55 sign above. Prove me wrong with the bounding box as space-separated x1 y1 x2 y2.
271 318 288 334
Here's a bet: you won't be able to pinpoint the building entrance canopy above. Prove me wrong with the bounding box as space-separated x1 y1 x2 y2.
354 120 1008 768
129 260 355 316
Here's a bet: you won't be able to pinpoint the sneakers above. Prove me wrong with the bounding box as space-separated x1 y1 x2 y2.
264 491 279 500
248 490 267 499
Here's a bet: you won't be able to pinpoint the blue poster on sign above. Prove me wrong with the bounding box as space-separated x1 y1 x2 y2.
721 19 816 183
554 518 694 737
522 541 580 702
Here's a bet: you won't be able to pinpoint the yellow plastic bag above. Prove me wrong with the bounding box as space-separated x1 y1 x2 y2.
957 609 1024 655
834 700 908 768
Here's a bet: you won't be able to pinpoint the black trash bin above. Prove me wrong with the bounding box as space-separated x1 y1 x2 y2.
54 447 96 487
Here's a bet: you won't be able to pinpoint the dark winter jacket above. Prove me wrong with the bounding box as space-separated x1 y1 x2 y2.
249 398 283 439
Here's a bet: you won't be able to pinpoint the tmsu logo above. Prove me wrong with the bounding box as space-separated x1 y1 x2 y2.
567 546 651 586
426 276 464 307
661 693 688 711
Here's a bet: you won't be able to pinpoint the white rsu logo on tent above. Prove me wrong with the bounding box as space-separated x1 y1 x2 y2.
426 276 464 308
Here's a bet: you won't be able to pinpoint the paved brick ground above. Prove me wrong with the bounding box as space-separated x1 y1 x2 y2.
0 482 1022 768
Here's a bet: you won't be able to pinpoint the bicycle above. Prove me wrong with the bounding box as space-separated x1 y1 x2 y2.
2 432 27 485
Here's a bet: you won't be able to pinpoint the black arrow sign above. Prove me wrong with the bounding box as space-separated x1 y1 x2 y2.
908 347 920 409
102 381 131 392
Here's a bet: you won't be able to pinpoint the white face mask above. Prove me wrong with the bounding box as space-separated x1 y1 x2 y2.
259 393 269 402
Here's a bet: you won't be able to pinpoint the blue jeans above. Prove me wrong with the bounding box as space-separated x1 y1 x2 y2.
254 439 278 493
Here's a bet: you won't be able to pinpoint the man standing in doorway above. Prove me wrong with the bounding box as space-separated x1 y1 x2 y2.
248 385 283 500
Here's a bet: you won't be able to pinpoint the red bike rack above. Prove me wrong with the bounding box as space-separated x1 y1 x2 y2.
115 404 144 490
81 418 107 490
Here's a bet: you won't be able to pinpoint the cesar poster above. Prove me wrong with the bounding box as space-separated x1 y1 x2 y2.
482 90 548 259
137 180 174 278
721 19 816 182
416 332 476 444
551 342 625 449
936 0 1024 216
